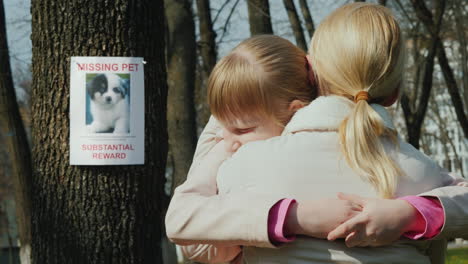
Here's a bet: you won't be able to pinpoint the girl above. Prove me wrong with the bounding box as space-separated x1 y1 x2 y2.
166 4 468 263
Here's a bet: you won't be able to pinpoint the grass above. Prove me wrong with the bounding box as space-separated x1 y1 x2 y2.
447 248 468 264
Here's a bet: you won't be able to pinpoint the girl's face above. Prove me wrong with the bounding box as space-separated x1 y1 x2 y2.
221 116 284 153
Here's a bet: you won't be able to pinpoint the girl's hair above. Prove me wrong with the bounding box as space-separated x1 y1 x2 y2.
208 35 316 126
309 3 405 198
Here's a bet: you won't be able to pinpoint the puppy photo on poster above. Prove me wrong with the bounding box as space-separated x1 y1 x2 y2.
86 73 131 134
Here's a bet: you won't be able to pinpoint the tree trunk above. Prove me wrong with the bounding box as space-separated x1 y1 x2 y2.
410 0 468 138
195 0 217 128
0 1 32 263
283 0 308 51
30 1 168 263
401 37 439 149
246 0 273 35
401 1 445 149
165 0 197 191
436 43 468 138
298 0 315 39
453 5 468 107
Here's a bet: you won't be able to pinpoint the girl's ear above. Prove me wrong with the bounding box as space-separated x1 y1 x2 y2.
288 99 306 113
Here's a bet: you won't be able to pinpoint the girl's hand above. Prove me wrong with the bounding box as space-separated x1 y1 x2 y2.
285 198 362 239
327 193 417 247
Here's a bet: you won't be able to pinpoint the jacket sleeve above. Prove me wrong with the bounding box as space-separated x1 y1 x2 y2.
418 171 468 240
165 115 281 248
180 244 242 264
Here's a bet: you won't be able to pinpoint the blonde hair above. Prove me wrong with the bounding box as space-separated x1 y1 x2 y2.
309 3 405 198
208 35 316 126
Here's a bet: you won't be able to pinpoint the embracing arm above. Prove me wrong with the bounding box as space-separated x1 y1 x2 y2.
327 172 468 247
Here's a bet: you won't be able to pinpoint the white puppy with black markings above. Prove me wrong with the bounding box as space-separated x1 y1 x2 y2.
86 73 130 134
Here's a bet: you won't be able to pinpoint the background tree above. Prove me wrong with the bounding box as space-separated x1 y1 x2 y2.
195 0 217 129
246 0 273 35
30 1 168 263
165 0 197 192
453 1 468 106
0 0 32 263
298 0 315 40
410 0 468 138
283 0 308 51
400 0 445 148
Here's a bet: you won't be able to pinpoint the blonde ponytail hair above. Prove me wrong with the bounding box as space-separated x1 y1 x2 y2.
309 3 405 198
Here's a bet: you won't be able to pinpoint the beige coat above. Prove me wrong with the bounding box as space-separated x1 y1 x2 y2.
165 96 468 263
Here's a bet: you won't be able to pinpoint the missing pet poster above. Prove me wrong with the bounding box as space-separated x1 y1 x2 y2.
69 57 144 165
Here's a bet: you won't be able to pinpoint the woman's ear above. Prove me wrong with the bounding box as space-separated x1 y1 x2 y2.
289 99 306 113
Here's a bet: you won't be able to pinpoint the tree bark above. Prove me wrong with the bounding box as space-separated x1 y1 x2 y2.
165 0 197 192
30 1 168 263
401 37 439 149
401 0 445 149
298 0 315 39
453 5 468 107
0 1 32 263
195 0 217 128
246 0 273 35
283 0 308 51
410 0 468 138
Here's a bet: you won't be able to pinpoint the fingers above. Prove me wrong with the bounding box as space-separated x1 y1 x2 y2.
337 192 367 207
327 214 364 241
351 203 363 212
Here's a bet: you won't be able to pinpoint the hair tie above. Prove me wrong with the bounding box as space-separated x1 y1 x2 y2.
354 91 369 103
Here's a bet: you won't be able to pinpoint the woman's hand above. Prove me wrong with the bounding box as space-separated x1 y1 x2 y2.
327 193 418 247
285 198 362 239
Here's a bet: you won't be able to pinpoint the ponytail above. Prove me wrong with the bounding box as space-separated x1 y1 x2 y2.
339 97 402 198
310 3 406 198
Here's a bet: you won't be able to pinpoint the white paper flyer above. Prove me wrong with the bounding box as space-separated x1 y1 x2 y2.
69 57 144 165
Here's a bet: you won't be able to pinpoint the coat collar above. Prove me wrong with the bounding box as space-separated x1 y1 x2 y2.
282 95 395 135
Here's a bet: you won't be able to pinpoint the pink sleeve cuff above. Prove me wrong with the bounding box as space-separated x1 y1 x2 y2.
399 196 444 240
268 198 297 244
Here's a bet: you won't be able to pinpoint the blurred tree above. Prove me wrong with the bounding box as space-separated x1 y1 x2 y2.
453 2 468 106
246 0 273 35
0 1 32 263
195 0 217 128
400 0 445 149
165 0 197 193
298 0 315 40
410 0 468 138
30 1 168 263
283 0 307 51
